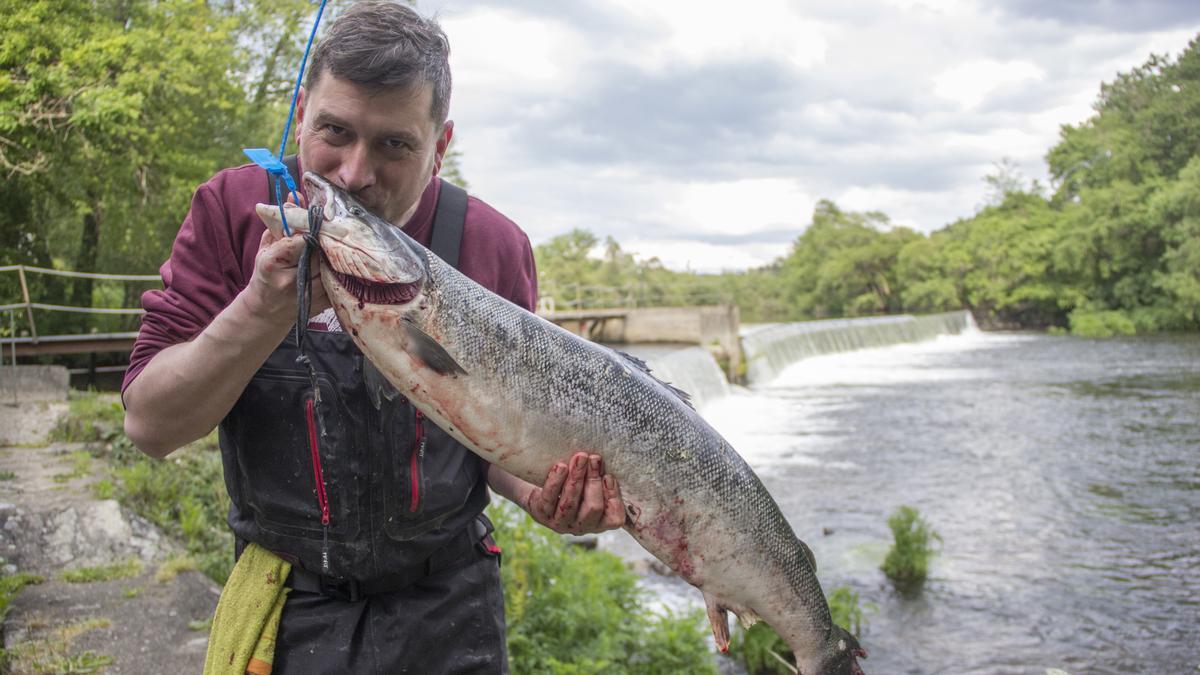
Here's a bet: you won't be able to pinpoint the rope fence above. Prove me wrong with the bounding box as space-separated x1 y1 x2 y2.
0 265 159 356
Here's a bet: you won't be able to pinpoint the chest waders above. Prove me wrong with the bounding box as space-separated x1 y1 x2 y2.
220 160 508 673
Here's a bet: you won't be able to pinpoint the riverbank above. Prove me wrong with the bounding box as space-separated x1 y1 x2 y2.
0 398 219 673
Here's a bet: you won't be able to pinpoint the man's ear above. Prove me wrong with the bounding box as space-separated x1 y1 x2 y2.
294 86 308 148
433 120 454 175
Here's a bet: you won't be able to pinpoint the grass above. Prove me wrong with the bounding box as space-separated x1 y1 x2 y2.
50 392 125 444
51 451 93 484
0 572 45 621
62 558 142 584
187 617 212 632
51 390 232 583
155 555 197 583
880 505 941 589
1 617 114 674
0 471 16 481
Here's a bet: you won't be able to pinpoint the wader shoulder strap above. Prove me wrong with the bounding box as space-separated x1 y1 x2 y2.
430 179 466 269
265 155 302 207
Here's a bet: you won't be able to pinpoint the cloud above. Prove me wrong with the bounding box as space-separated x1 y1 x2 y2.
995 0 1200 32
420 0 1199 272
933 60 1046 109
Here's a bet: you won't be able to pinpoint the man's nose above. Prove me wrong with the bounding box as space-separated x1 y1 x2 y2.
336 143 375 193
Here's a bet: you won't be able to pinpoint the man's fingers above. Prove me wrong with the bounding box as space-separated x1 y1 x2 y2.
537 463 568 520
553 453 588 527
600 474 625 530
576 455 606 531
258 228 281 250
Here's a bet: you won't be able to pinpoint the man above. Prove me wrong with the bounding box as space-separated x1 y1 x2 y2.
122 2 624 671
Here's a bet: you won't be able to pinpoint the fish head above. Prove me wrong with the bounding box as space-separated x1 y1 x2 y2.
811 624 867 675
301 171 429 314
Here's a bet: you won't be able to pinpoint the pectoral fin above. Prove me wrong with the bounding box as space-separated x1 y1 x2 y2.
402 319 467 376
704 593 730 654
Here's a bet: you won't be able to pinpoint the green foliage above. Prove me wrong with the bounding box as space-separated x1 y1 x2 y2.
52 392 124 443
489 502 717 675
54 390 233 583
111 433 233 584
0 0 350 336
1068 309 1138 338
155 555 197 583
62 558 142 583
1 614 114 675
733 622 792 675
881 506 940 588
0 572 44 621
828 586 866 637
730 585 865 675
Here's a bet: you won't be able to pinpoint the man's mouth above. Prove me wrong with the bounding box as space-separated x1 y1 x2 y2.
331 270 421 305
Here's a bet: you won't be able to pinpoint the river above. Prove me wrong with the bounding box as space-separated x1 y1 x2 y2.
629 330 1199 674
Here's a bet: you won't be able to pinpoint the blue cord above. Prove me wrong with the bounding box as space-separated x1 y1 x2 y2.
244 0 329 236
279 0 328 163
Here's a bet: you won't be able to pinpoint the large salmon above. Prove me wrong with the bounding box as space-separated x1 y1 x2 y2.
256 173 867 675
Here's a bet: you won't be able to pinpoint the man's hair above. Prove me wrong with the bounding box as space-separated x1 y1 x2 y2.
306 1 452 124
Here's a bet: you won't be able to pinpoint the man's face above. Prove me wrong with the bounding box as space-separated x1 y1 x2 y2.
296 74 452 226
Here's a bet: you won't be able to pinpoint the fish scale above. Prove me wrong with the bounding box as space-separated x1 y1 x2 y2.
255 174 866 675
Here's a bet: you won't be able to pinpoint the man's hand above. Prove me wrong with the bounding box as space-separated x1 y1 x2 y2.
521 452 626 535
246 195 330 325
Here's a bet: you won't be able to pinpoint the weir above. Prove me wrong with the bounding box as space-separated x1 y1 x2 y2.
625 345 731 412
740 310 975 385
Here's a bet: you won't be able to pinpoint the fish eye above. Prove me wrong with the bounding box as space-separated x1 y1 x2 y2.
349 205 365 217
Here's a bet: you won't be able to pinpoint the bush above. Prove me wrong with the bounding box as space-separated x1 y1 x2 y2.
1068 309 1137 337
881 505 940 588
490 503 716 675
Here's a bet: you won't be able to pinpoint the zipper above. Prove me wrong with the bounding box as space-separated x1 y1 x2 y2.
410 409 426 513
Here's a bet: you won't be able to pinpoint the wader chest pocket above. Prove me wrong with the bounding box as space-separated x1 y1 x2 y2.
227 366 364 540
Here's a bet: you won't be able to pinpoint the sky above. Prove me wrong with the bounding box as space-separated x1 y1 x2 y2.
414 0 1200 273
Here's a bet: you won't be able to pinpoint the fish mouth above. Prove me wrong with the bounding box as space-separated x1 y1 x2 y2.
303 171 428 307
328 270 421 306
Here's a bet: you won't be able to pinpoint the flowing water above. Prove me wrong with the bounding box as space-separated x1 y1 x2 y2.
629 328 1199 674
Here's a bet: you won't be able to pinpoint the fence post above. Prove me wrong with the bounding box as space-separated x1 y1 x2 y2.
7 309 15 405
17 266 37 343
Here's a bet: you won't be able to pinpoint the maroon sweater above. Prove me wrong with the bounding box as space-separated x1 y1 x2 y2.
124 163 538 394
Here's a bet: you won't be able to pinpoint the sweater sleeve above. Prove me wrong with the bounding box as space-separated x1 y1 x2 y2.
122 181 247 396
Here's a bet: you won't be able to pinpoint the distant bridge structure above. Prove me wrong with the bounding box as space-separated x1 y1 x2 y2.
2 267 741 382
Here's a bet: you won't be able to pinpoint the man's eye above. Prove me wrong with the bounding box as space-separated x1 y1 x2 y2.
326 125 347 135
385 139 410 151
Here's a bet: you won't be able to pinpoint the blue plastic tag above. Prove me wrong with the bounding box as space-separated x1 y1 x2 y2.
244 148 299 235
243 148 299 193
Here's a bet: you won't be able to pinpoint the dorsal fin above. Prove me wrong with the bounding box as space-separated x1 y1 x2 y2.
613 349 694 410
798 538 817 572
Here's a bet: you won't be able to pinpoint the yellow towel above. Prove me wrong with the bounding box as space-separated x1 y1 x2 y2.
204 543 291 675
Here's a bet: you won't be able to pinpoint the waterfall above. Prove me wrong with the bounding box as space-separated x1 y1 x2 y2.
740 310 976 385
615 344 732 413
